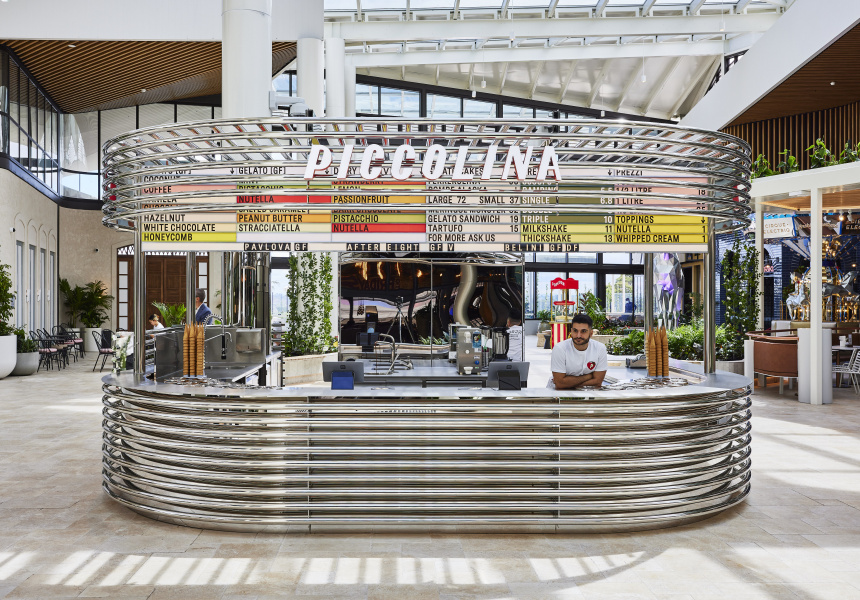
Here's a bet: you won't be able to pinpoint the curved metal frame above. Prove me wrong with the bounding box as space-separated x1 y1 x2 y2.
102 380 752 532
101 117 752 233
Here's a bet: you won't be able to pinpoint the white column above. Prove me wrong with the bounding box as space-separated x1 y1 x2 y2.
345 64 356 118
810 187 823 405
325 37 346 118
222 0 272 119
298 37 325 116
754 197 764 330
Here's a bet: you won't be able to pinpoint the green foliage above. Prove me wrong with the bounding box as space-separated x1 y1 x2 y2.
13 328 37 353
751 154 774 180
776 149 799 175
419 336 447 345
578 292 607 331
79 281 114 328
683 292 704 325
720 238 761 361
839 141 860 164
0 250 13 337
807 138 836 169
151 302 187 327
536 309 551 322
283 252 335 356
667 324 703 361
607 329 644 355
59 278 87 328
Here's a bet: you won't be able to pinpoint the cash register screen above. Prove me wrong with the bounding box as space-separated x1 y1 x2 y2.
322 361 366 383
486 362 530 386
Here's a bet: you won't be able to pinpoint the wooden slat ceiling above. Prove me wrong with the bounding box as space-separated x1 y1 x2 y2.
0 40 297 114
762 189 860 213
729 23 860 127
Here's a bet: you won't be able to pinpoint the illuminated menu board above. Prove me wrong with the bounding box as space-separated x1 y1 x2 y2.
136 166 712 253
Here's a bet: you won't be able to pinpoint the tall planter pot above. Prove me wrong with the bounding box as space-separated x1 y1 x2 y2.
84 327 102 353
0 335 16 379
12 352 39 376
282 352 338 386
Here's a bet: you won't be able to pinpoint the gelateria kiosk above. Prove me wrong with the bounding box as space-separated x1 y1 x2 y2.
100 117 752 533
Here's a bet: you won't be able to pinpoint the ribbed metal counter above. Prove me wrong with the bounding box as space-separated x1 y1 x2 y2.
101 364 752 533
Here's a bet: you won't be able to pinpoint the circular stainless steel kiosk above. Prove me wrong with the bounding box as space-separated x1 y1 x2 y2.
102 364 751 533
101 117 752 532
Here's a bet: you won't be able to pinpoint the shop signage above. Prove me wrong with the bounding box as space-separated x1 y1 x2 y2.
762 215 796 239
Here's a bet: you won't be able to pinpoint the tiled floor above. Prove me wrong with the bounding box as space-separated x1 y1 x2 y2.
2 350 860 600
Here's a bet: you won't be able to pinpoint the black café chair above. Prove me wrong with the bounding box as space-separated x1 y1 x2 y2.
31 331 61 371
55 324 84 360
42 327 72 366
92 330 115 372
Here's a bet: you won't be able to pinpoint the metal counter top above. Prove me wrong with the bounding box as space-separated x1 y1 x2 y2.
104 360 750 399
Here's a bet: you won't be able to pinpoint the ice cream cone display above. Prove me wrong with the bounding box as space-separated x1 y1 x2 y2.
661 326 669 377
655 328 663 378
197 324 205 377
646 329 656 376
183 325 191 377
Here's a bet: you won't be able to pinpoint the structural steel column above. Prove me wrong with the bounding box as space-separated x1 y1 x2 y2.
325 37 346 118
754 198 764 330
810 187 823 405
345 64 356 118
298 37 325 116
221 0 272 118
133 223 145 375
703 222 716 373
644 253 654 333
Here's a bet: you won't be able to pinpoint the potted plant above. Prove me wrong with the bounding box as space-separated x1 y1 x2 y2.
536 309 551 333
59 278 86 333
79 281 114 353
282 252 338 384
152 302 187 327
0 253 15 380
11 328 39 376
719 239 760 374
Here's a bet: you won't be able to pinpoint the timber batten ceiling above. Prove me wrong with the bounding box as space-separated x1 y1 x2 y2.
728 23 860 127
0 40 297 113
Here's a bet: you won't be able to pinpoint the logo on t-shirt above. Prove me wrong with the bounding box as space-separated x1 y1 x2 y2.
587 361 596 370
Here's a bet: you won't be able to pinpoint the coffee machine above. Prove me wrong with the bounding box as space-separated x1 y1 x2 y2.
456 327 483 375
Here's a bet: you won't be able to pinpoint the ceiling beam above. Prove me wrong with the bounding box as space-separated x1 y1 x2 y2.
640 56 683 115
557 59 579 103
669 55 721 118
586 59 613 107
594 0 609 18
734 0 754 13
641 0 658 16
687 0 707 16
468 62 477 90
326 13 780 43
614 61 643 112
348 39 724 67
547 0 560 18
529 61 546 98
498 61 510 95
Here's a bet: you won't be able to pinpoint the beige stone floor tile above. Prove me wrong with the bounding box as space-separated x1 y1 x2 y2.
76 583 155 598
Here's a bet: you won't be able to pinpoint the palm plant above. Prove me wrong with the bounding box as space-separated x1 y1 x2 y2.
151 302 187 327
59 278 87 328
79 281 114 328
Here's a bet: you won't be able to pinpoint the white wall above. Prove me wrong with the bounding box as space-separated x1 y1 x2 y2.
0 170 58 333
57 208 133 329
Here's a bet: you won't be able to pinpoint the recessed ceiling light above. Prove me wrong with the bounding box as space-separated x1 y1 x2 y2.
67 44 76 48
831 81 836 85
141 88 147 93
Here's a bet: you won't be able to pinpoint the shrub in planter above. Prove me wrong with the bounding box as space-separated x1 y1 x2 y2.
0 252 15 379
12 328 39 376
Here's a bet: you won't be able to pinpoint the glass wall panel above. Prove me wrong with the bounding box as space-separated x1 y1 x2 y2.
40 248 46 328
504 105 532 118
50 251 55 330
535 253 567 263
16 242 24 327
567 272 596 298
605 273 633 317
100 107 136 150
463 98 495 119
535 108 555 119
603 252 631 264
567 252 598 263
356 84 379 114
427 94 460 119
29 244 35 330
139 104 175 129
380 87 419 117
524 270 535 319
177 105 211 123
535 271 564 316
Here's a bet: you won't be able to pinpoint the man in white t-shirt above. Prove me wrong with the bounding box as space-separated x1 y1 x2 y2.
549 314 608 389
506 309 523 362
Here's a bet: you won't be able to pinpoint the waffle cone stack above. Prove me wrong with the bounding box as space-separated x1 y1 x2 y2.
183 324 191 376
197 324 205 377
647 329 657 376
661 326 669 377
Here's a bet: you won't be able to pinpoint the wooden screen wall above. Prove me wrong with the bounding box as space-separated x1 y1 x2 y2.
144 256 208 326
723 100 860 172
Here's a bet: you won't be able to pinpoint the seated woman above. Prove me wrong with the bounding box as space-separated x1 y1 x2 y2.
148 314 165 333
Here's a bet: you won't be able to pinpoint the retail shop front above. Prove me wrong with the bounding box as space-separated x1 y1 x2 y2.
100 117 753 533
